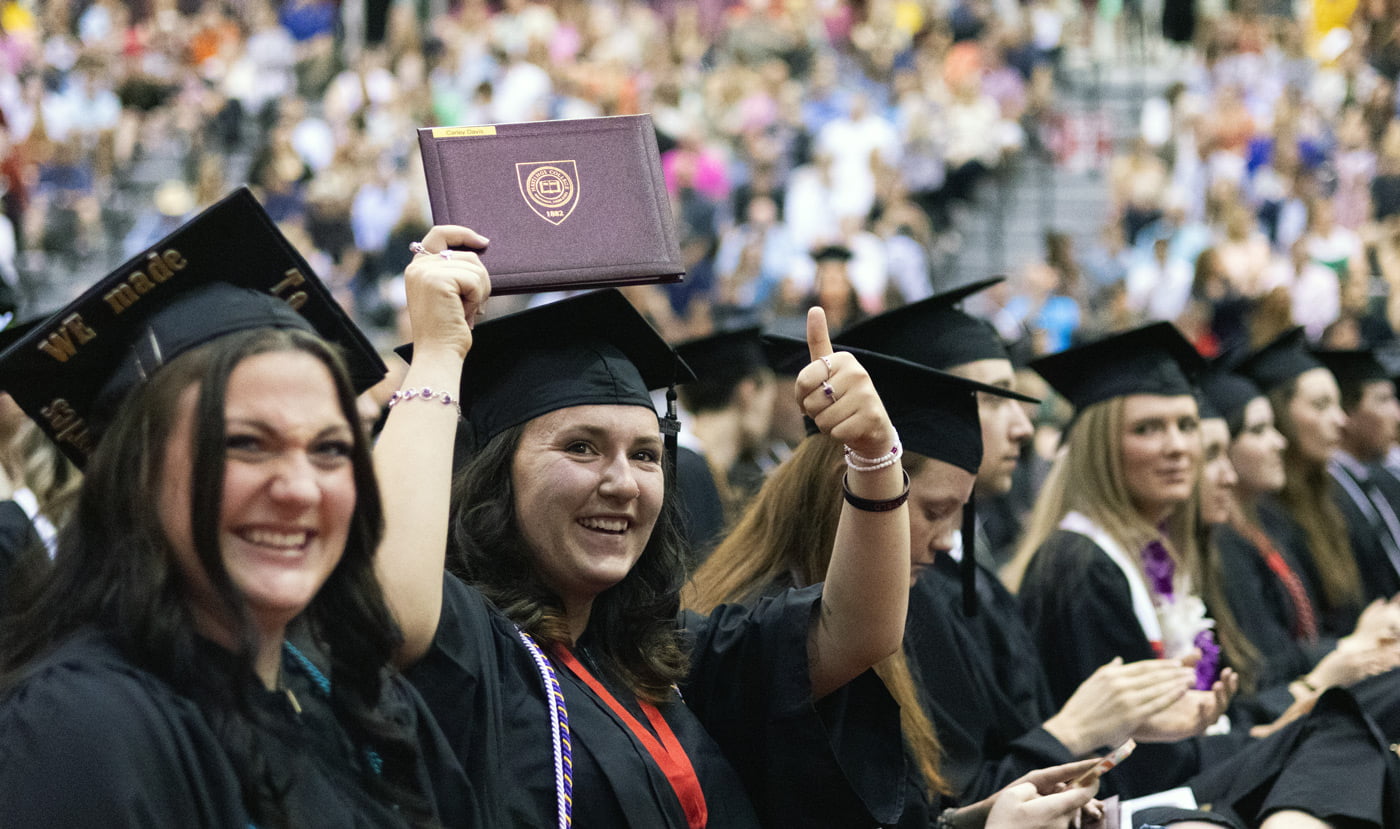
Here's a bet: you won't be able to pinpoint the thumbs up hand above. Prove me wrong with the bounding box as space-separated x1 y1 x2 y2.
795 307 897 460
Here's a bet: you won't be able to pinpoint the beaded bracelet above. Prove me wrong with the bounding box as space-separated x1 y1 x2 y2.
388 386 462 416
841 470 910 512
844 436 903 472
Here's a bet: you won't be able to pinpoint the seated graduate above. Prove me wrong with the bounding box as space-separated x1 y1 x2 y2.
1196 367 1400 724
835 282 1211 803
1007 323 1400 828
1313 348 1400 603
685 337 1107 828
0 191 477 827
1232 330 1366 637
672 325 777 559
375 225 910 828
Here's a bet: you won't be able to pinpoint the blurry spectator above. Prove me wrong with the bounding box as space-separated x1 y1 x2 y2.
1082 220 1133 291
1333 106 1378 231
1302 197 1367 287
714 195 798 313
1126 235 1195 321
998 260 1081 354
1264 238 1342 340
814 93 898 229
1215 199 1274 296
1111 138 1170 245
350 155 410 307
805 244 864 332
783 149 842 252
1373 121 1400 222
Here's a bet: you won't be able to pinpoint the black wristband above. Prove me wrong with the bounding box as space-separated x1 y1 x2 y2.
841 470 910 512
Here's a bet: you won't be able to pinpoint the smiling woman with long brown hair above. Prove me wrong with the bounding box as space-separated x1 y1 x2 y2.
0 193 475 828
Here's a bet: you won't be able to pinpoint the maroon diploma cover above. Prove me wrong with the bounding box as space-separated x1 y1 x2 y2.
417 115 685 295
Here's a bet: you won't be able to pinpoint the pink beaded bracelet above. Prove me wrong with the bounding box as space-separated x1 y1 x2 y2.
388 386 461 416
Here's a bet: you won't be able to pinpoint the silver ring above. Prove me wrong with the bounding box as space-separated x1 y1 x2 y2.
822 381 836 401
820 354 833 378
409 241 452 260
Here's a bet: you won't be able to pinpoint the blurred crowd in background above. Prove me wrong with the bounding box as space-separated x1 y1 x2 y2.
1 0 1399 367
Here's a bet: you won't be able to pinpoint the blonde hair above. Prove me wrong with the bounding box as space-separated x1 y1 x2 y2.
684 437 950 798
1003 397 1200 595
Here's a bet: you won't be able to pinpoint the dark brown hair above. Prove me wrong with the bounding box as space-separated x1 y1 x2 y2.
0 328 434 827
449 418 690 703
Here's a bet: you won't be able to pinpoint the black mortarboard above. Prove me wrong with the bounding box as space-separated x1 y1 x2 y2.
0 187 385 466
1233 327 1323 393
675 326 767 383
765 334 1034 615
1198 366 1262 429
1029 322 1205 412
811 244 853 262
835 277 1009 369
1313 349 1390 394
441 289 693 452
761 335 1034 474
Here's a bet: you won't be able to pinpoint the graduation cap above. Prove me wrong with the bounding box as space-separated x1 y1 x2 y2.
442 289 694 453
834 277 1009 369
811 244 853 262
0 187 385 467
765 335 1036 615
1232 327 1323 394
676 326 766 377
1029 322 1206 413
1313 348 1390 400
1197 365 1263 428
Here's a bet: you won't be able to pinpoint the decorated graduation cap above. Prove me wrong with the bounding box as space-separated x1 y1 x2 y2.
1313 348 1391 402
448 289 694 453
1233 327 1323 394
1029 321 1206 413
0 187 385 467
835 277 1009 369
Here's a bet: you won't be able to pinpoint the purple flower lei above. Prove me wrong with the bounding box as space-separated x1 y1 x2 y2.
1193 629 1221 691
1141 537 1220 690
1141 538 1175 598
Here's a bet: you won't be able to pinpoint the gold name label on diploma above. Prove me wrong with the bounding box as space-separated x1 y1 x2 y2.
432 126 498 138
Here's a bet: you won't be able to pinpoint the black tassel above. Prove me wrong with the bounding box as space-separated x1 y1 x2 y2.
961 493 978 617
661 384 680 482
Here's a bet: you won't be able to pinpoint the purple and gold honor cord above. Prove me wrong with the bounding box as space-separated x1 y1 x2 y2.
517 629 574 828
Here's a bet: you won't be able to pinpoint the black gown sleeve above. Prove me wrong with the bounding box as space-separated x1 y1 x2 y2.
1212 524 1315 721
905 566 1075 804
0 640 246 827
680 584 908 828
1018 530 1238 798
1019 531 1159 705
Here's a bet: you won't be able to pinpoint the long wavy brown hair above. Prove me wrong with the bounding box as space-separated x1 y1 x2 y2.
1268 380 1363 613
684 436 950 799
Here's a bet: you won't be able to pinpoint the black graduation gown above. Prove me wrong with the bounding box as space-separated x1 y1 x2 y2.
904 558 1076 804
0 630 478 828
1212 521 1331 721
408 574 905 828
1018 530 1246 797
1255 495 1362 638
0 499 42 613
1188 678 1400 828
1330 460 1400 603
675 446 726 563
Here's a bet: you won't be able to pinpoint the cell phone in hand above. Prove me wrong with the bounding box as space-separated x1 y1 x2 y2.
1073 739 1136 787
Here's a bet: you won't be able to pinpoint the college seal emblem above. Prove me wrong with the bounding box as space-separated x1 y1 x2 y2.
515 161 580 225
